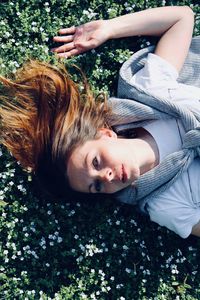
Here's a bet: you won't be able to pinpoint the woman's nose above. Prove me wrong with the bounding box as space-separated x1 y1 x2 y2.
99 168 114 182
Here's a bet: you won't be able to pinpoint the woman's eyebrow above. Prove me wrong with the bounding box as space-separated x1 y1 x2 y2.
85 152 93 193
85 152 89 169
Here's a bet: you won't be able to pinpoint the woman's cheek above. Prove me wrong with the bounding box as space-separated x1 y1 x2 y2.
105 182 119 194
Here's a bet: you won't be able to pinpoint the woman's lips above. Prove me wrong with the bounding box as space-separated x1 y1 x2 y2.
122 164 127 183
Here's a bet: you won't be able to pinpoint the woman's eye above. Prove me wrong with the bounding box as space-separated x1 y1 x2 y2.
92 157 99 169
95 179 102 193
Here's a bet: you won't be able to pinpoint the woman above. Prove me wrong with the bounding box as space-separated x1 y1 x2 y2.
1 6 199 238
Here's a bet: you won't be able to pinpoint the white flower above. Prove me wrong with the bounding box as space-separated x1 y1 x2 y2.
57 237 63 243
17 184 23 191
146 269 150 275
188 246 196 251
123 245 129 251
79 244 85 251
76 256 83 263
107 219 112 225
116 284 124 289
90 293 97 300
5 32 11 38
91 269 95 273
80 293 87 299
125 268 131 273
192 271 197 275
181 257 186 263
98 269 104 275
39 237 46 246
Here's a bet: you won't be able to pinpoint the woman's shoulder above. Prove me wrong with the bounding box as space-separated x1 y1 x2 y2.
130 52 179 90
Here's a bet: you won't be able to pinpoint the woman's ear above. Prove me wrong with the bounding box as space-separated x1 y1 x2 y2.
97 128 117 139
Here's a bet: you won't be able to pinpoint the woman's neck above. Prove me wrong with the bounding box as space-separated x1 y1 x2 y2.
125 128 159 175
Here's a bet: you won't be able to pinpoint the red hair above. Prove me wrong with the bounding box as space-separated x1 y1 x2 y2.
0 60 111 196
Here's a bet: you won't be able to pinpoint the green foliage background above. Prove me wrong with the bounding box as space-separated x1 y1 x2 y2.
0 0 200 299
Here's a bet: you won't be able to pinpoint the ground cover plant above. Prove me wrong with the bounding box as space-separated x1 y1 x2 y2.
1 0 200 299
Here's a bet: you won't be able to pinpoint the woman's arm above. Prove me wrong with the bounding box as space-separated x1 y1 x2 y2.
105 6 194 72
52 6 194 72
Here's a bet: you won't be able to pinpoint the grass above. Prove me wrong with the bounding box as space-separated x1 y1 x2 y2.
1 0 200 299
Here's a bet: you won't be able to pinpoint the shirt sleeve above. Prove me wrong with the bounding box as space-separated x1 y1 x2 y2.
130 53 179 100
147 195 200 239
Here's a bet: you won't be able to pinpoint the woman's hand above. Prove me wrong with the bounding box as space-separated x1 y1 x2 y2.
52 6 194 72
52 20 109 58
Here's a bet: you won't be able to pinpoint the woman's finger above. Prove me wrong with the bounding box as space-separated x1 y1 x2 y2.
53 35 74 43
51 42 75 53
56 48 80 58
68 48 80 57
58 26 76 35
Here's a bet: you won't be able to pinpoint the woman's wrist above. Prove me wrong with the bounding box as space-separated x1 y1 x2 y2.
101 20 113 41
105 19 121 40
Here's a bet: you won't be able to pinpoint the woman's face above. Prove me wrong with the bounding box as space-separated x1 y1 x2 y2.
66 129 140 194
